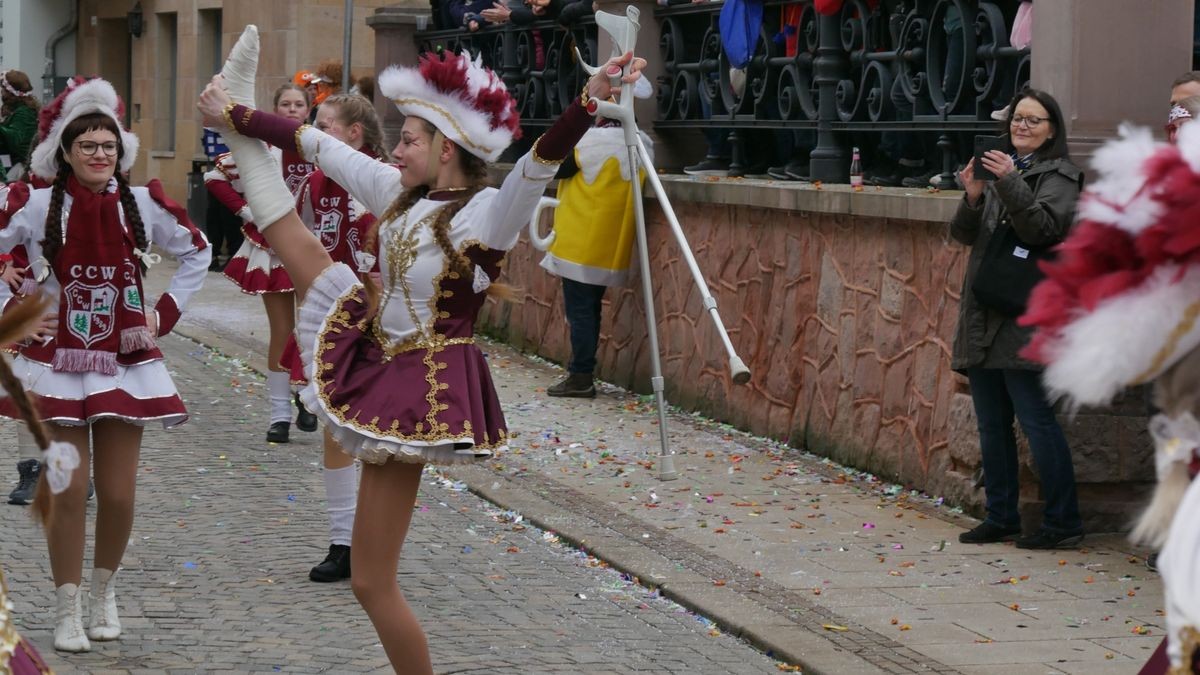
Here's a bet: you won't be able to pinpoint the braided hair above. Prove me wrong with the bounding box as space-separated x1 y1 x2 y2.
40 112 150 273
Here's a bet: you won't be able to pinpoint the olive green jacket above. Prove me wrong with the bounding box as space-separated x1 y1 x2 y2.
949 157 1084 372
0 104 37 172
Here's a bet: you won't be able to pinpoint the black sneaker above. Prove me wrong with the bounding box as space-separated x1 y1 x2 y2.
267 421 290 443
1146 552 1159 573
8 459 40 505
547 373 596 399
309 544 351 582
901 169 939 188
295 394 318 433
958 521 1021 544
1015 529 1085 550
683 158 730 177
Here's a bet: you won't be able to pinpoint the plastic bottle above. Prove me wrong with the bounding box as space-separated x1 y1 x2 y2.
850 147 863 189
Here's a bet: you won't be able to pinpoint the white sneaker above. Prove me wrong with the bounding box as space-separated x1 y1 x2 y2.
54 583 90 652
87 568 121 640
990 104 1010 121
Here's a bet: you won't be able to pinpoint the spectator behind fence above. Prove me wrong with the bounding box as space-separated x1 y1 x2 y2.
949 88 1086 550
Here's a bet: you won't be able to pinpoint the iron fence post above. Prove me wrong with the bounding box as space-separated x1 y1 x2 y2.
810 9 848 182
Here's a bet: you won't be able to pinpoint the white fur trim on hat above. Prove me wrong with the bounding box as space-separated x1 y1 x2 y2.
1040 263 1200 408
30 78 139 180
376 54 516 162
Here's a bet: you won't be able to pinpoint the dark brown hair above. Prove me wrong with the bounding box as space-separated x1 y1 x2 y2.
1 70 38 116
42 113 150 273
998 87 1071 162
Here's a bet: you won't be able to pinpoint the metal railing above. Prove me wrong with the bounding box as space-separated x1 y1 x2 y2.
416 0 1030 182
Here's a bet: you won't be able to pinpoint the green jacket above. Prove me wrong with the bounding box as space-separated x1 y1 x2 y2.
948 157 1084 372
0 103 37 169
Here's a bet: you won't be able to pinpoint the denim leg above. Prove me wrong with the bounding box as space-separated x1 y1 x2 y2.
1003 370 1083 533
967 368 1022 529
561 277 606 375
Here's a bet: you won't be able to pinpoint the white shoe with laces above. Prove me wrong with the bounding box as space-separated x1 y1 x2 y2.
87 567 121 641
54 583 90 652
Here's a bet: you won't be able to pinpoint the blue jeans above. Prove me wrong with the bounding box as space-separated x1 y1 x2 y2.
966 368 1083 534
561 277 607 375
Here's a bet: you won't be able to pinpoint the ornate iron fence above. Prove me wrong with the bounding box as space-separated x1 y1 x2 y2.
415 0 1030 183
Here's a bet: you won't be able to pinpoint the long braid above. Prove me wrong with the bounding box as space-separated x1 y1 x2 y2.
430 190 480 281
39 166 70 266
115 173 150 274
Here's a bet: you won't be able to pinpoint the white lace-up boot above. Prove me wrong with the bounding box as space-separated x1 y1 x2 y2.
54 583 90 652
87 567 121 640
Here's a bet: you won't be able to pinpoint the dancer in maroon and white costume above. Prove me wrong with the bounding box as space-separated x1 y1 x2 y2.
287 93 385 584
199 27 644 672
204 82 316 444
0 77 210 653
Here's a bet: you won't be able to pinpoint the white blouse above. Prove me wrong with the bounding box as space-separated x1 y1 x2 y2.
295 127 558 350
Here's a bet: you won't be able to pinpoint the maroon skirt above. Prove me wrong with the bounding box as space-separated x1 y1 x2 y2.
295 264 507 465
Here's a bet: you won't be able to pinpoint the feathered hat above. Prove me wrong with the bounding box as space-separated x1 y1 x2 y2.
1019 122 1200 407
377 50 520 163
30 76 139 180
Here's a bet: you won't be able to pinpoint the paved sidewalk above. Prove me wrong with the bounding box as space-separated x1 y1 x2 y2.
134 262 1163 674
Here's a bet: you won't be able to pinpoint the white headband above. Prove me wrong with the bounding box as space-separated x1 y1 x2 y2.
0 71 24 98
1169 104 1193 125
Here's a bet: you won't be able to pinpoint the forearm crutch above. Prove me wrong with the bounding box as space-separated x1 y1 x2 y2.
568 6 751 480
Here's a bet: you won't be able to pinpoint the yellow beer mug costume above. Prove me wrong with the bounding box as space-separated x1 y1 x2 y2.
539 125 653 286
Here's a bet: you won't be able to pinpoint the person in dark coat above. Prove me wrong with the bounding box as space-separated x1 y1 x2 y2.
0 70 38 183
950 88 1085 550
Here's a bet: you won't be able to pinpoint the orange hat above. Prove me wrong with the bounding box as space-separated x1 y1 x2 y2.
293 71 317 87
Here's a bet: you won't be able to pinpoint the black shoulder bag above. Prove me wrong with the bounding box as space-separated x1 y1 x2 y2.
970 216 1056 317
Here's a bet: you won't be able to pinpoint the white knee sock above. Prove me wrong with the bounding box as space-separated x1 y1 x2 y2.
267 371 292 424
324 464 358 546
17 425 38 461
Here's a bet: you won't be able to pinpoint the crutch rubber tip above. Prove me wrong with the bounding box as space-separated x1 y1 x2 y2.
730 357 751 385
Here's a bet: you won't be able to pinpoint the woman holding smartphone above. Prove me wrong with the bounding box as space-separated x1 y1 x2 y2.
950 88 1086 550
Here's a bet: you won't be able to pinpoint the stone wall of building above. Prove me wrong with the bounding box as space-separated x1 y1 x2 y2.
478 179 1155 531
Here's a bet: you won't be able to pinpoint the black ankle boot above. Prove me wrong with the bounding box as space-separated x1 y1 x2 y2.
267 421 290 443
295 394 318 432
309 544 351 582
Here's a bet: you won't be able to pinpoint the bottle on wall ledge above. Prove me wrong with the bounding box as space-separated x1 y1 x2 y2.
850 146 863 190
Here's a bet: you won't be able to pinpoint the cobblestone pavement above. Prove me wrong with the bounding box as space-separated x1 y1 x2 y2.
1 334 790 674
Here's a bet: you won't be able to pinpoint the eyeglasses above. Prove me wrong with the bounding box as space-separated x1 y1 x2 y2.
73 141 120 157
1010 115 1048 129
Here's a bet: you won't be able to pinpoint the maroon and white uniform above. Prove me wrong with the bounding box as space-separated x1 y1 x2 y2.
206 147 312 294
0 179 210 426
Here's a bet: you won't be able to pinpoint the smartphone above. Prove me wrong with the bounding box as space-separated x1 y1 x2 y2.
973 135 1007 182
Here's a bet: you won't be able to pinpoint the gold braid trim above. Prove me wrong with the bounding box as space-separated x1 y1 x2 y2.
294 124 314 162
221 102 238 133
530 135 565 166
1133 299 1200 385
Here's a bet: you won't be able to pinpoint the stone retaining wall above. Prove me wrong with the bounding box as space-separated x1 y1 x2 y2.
478 177 1154 531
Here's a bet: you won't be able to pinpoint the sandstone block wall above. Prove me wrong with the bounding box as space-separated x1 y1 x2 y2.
478 188 1155 532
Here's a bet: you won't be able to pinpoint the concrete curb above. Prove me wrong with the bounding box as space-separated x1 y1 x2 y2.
443 464 891 675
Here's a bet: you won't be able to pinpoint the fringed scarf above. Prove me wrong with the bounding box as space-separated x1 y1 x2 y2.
51 176 153 375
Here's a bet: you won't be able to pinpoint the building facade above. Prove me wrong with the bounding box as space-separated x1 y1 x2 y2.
70 0 393 201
